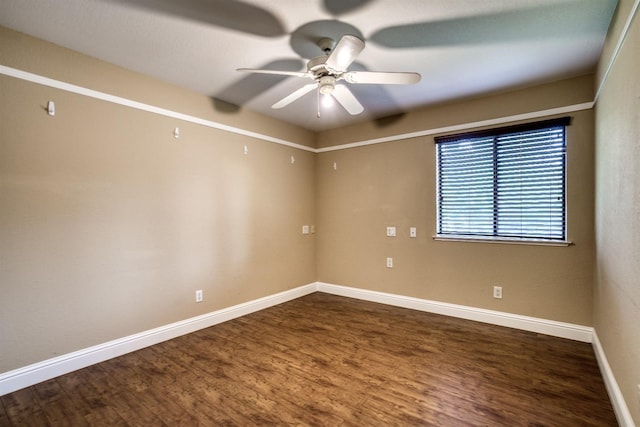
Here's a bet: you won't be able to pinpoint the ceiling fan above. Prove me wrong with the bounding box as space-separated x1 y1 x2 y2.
237 34 421 116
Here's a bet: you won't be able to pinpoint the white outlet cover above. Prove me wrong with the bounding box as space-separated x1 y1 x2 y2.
302 225 310 234
386 227 396 237
493 286 503 299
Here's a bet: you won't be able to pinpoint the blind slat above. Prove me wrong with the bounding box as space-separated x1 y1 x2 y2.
437 119 567 241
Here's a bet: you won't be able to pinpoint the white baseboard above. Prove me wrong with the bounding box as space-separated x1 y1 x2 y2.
3 280 630 426
317 282 636 425
0 283 317 396
316 282 594 342
592 330 635 427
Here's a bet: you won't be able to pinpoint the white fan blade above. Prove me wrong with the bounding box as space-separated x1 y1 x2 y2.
272 83 317 109
332 85 364 115
325 35 365 73
237 68 310 78
344 71 421 85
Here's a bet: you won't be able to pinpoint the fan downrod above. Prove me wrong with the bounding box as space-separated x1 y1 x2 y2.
317 37 335 54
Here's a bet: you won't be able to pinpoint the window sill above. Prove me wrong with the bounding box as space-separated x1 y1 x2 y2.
433 235 573 247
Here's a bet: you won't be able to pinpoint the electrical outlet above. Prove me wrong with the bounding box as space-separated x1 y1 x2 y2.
386 227 396 237
195 290 203 303
493 286 503 299
410 227 417 238
386 257 393 268
302 225 310 235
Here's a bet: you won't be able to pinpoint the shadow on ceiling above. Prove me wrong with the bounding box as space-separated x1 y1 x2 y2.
103 0 286 37
370 0 618 48
322 0 372 16
210 58 305 113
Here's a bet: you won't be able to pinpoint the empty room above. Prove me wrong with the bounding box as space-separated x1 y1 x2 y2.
1 0 638 425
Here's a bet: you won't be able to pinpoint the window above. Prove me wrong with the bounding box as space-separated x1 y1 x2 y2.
435 117 570 242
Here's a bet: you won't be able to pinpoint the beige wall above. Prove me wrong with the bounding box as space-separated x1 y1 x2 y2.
2 18 629 416
0 28 317 372
594 0 640 423
316 97 596 325
0 26 316 148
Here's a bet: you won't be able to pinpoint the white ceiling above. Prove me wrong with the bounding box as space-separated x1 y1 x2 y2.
0 0 617 131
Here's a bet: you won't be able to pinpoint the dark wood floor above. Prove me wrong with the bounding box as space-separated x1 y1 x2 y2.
1 292 617 426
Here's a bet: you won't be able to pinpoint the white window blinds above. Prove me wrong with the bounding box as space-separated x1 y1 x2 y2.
436 117 570 241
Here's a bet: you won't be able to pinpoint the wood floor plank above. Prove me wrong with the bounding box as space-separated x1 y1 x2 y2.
56 372 126 425
1 386 48 426
0 398 9 426
1 293 617 426
32 378 96 426
156 341 293 425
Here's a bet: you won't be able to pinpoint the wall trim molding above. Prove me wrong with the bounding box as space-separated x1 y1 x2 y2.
0 64 316 153
594 0 640 103
316 282 593 342
0 283 317 397
1 64 594 156
592 330 635 427
3 0 638 156
316 102 594 153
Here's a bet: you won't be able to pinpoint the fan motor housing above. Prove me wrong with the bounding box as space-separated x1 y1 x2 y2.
307 55 330 74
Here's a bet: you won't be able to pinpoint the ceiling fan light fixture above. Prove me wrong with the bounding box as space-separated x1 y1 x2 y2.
318 76 335 95
321 94 334 107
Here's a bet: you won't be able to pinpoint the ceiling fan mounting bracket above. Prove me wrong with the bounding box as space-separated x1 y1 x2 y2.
317 37 335 54
307 55 327 72
307 55 336 79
